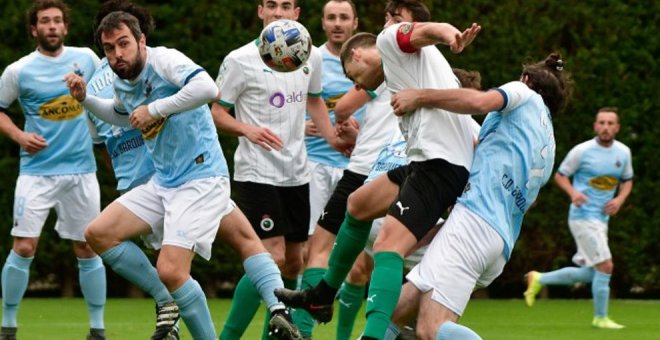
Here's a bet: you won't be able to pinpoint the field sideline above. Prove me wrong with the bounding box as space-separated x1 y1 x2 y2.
7 298 659 339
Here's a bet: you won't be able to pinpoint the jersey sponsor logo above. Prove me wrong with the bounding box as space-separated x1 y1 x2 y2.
37 95 84 121
260 214 275 231
269 91 304 108
110 134 145 158
588 175 618 191
502 174 527 212
141 116 167 140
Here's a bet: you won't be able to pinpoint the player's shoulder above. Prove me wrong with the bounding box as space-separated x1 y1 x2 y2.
64 46 100 61
612 140 632 154
3 51 40 75
226 40 259 62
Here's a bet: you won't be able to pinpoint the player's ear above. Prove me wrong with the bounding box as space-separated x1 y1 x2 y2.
351 48 361 62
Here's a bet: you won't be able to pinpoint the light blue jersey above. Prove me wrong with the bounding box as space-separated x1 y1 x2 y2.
558 138 633 222
364 129 407 183
112 47 228 188
87 58 155 192
305 44 364 168
458 81 556 259
0 47 100 175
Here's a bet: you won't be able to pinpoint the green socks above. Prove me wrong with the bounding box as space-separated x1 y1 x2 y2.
363 251 404 339
324 212 373 288
336 281 366 340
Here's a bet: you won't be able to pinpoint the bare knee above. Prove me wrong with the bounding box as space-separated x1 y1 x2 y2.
72 241 97 258
595 259 614 274
157 261 188 291
12 237 38 257
347 254 372 286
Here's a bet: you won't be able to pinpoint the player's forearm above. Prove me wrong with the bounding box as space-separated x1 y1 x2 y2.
616 180 633 203
82 95 131 127
411 22 461 49
148 72 218 118
554 172 577 198
0 111 24 143
307 96 337 143
211 103 247 137
334 87 371 122
416 88 495 114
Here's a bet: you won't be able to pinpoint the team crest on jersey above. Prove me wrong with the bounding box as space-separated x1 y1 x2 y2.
141 116 167 140
144 79 153 98
398 23 413 35
72 63 84 77
588 176 618 191
260 215 275 231
38 95 84 121
615 159 621 168
302 66 309 75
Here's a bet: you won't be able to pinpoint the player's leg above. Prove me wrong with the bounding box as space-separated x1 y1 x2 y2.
157 177 228 340
336 251 372 340
2 176 62 338
363 160 468 339
54 174 106 338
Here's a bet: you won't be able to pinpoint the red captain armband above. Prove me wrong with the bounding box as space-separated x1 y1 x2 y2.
396 23 417 53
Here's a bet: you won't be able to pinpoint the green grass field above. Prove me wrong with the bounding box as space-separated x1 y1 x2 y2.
7 298 659 339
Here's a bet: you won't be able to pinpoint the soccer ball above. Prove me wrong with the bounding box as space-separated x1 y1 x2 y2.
258 19 312 73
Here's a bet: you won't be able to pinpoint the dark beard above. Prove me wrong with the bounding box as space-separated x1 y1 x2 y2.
37 34 62 53
113 50 145 80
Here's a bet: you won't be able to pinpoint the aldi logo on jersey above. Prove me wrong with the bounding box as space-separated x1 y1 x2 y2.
269 91 304 108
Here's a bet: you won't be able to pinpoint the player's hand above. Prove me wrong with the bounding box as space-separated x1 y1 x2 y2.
64 72 87 102
18 131 48 154
129 105 158 130
244 125 284 151
450 23 481 54
391 89 421 116
604 197 623 216
570 191 589 207
305 119 321 137
336 118 359 144
330 135 354 157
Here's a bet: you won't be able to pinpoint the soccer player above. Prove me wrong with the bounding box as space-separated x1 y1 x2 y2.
85 2 180 339
383 52 572 340
524 107 632 330
66 11 298 340
211 0 345 339
276 19 481 339
0 1 104 339
304 0 362 246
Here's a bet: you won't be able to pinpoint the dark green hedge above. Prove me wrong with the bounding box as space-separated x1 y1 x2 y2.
0 0 657 298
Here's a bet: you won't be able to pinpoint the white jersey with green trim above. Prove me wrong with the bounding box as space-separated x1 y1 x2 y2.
215 40 323 186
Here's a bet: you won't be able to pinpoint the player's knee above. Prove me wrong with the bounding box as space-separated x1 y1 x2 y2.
347 262 370 285
12 238 37 257
346 192 366 219
415 321 436 340
157 262 187 289
596 260 614 274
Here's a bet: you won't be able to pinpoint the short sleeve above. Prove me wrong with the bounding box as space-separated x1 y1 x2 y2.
215 53 247 107
557 145 583 177
307 47 323 96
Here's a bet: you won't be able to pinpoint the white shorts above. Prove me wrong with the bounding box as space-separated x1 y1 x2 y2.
569 219 611 267
307 160 344 235
117 176 232 260
365 218 433 271
406 203 506 316
12 174 100 242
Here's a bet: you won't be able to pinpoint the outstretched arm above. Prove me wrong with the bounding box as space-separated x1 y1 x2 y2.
409 22 481 53
391 88 503 116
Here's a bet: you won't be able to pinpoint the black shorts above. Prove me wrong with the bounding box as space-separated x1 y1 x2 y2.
232 181 310 242
387 159 469 241
317 170 368 235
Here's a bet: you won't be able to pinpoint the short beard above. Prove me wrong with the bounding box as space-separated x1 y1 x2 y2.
37 34 63 53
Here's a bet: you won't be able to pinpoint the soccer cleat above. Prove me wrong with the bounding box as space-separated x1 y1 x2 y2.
397 325 417 340
268 308 303 340
0 327 17 340
592 317 625 329
151 301 180 340
523 271 542 307
86 328 106 340
166 321 180 340
274 287 334 324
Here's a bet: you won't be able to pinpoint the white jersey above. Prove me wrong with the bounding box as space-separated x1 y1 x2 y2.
0 46 100 175
216 40 323 186
378 23 475 168
347 83 398 175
